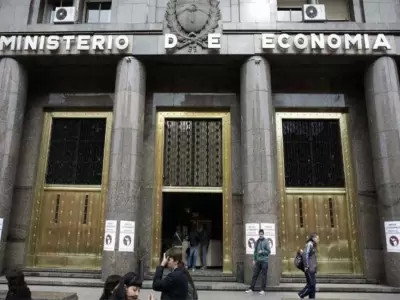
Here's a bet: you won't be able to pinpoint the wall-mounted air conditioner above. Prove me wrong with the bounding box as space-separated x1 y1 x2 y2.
303 4 326 22
54 6 76 24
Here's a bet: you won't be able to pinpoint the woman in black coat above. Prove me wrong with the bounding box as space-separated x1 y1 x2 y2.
5 269 32 300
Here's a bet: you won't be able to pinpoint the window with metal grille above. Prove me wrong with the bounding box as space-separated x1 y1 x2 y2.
282 119 345 187
45 118 106 185
163 119 223 187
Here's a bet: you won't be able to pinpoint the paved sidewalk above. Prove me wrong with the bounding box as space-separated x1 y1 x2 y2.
1 285 400 300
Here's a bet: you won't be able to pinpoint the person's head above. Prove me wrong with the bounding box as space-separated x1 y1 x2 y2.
100 275 121 300
122 272 142 300
307 232 319 244
259 229 265 239
165 246 183 269
176 226 181 233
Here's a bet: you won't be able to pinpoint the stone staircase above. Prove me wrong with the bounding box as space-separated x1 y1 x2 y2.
0 268 399 293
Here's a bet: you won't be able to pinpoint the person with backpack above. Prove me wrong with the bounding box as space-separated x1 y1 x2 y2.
245 229 271 295
298 232 319 299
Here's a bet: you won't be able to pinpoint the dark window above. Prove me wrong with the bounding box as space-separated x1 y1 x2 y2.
282 119 345 188
85 1 112 23
45 118 107 185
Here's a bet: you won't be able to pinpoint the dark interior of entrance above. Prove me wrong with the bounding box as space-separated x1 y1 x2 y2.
162 192 223 269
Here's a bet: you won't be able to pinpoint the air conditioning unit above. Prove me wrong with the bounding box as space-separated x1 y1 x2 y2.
54 6 76 23
303 4 326 22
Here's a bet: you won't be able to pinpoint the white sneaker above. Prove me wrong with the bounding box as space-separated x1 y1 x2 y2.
245 289 253 294
259 291 265 295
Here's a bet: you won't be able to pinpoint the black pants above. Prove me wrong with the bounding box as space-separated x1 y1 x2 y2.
298 270 316 298
250 261 268 291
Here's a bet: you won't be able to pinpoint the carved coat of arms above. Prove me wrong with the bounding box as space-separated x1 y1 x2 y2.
165 0 221 52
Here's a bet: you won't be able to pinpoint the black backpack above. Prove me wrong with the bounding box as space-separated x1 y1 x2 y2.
294 251 304 270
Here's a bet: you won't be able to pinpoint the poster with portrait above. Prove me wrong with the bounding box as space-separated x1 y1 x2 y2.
260 223 276 255
103 220 117 251
119 221 135 252
245 223 260 254
385 221 400 253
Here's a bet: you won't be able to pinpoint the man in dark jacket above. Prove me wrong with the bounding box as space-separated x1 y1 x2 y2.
199 224 210 269
298 233 319 299
152 247 188 300
187 226 200 271
245 229 271 295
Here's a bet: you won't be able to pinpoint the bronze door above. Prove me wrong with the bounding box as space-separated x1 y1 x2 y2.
276 112 362 274
151 111 233 273
27 112 112 269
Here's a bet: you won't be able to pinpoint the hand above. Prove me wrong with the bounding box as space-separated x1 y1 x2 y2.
148 293 157 300
304 267 309 272
258 250 262 254
161 252 169 267
252 260 256 266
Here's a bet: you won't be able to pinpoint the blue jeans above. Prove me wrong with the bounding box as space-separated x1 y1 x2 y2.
188 246 198 269
298 270 316 298
201 244 209 267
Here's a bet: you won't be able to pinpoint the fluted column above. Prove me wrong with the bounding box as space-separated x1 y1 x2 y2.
365 56 400 287
101 56 145 280
0 58 27 272
240 56 281 286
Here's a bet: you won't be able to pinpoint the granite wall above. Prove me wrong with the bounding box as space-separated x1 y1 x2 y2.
3 60 383 283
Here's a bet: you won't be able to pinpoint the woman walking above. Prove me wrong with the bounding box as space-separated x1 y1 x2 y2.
298 233 319 299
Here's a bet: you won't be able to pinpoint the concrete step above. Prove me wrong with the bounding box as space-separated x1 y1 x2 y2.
0 277 399 293
280 274 379 284
146 270 237 282
21 268 101 279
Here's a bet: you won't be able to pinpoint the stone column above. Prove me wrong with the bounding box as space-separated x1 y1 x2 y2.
101 56 145 280
240 56 281 286
365 56 400 287
0 58 27 272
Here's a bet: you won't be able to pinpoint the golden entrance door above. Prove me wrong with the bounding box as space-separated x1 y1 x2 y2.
276 112 362 274
27 112 112 269
151 111 233 273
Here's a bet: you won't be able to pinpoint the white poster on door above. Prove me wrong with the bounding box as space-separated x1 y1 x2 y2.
103 220 117 251
119 221 135 252
260 223 276 255
385 221 400 253
245 223 260 254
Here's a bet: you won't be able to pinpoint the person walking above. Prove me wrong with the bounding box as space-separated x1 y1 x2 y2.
245 229 271 295
298 233 319 299
199 224 210 270
187 225 200 271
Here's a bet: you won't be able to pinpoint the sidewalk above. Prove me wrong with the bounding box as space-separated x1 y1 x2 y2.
1 285 400 300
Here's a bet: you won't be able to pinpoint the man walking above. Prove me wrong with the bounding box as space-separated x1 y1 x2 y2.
199 224 210 270
245 229 271 295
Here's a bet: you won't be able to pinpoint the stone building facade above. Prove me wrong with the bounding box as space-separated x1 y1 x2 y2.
0 0 400 288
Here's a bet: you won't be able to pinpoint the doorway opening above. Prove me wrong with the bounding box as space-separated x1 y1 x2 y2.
162 192 223 270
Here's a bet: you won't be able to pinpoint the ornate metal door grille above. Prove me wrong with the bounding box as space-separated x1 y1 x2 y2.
282 119 345 187
45 118 107 185
163 119 222 187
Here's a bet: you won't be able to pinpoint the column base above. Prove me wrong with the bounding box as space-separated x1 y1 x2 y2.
101 251 137 281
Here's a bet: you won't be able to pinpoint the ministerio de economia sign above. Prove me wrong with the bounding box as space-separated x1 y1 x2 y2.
0 32 393 54
165 33 393 51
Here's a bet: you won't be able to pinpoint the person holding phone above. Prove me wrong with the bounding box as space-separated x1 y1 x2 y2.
152 247 188 300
